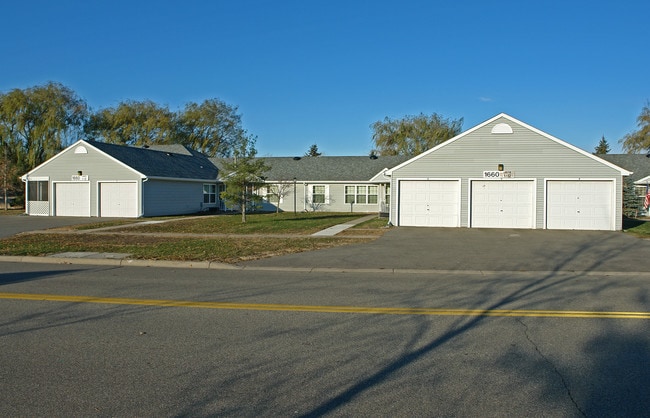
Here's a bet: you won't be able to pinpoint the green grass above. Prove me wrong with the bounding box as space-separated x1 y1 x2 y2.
0 233 371 263
0 212 376 262
350 216 391 229
122 212 366 235
623 217 650 238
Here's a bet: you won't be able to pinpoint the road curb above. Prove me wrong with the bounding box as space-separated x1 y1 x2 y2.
3 255 650 277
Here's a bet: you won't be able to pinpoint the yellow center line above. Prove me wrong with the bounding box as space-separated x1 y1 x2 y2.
0 292 648 319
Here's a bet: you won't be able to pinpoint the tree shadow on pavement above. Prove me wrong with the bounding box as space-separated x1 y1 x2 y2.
165 231 649 416
0 269 80 286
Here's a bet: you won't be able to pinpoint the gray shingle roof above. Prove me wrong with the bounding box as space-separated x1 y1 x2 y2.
599 154 650 182
211 155 410 182
87 140 219 180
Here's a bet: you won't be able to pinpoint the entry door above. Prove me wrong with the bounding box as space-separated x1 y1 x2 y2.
55 182 90 216
471 180 535 228
546 180 613 230
100 182 138 217
399 180 460 227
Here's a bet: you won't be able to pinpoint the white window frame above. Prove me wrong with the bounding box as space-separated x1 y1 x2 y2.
345 184 378 205
308 184 330 205
28 179 49 202
203 183 217 204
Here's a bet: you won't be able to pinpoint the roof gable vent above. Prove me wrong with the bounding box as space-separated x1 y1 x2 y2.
74 146 88 154
491 123 513 134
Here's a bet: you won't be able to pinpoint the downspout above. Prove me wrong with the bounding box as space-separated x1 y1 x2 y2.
140 177 148 217
22 176 28 215
303 182 307 211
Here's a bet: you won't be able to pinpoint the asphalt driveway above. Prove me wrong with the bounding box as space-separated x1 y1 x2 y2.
242 227 650 273
0 215 118 239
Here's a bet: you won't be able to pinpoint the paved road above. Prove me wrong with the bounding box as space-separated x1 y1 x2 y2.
1 215 649 415
0 261 648 417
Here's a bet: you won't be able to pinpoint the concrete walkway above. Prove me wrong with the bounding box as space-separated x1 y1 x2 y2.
311 214 379 236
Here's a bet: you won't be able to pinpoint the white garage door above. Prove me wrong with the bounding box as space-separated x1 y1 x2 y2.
55 182 90 217
399 180 460 227
546 181 613 230
100 182 138 217
471 180 535 228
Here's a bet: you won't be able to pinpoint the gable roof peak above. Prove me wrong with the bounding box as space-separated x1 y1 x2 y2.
386 113 632 176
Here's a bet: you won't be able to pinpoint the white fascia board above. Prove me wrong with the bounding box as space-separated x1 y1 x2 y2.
385 113 633 176
369 168 392 182
260 179 385 184
634 176 650 185
147 176 218 183
21 139 147 180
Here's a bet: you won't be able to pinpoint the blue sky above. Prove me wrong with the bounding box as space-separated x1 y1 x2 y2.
1 0 648 156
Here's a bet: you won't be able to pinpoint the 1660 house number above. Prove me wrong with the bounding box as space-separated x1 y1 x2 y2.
483 171 514 178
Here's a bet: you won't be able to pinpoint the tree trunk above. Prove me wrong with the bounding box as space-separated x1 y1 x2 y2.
241 189 246 223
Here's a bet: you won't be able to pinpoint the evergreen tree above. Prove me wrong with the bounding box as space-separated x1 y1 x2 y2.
594 135 611 154
305 144 322 157
622 178 640 217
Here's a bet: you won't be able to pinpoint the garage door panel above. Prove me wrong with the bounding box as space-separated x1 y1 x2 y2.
55 182 90 217
547 181 613 230
399 181 460 227
100 182 138 217
471 180 534 229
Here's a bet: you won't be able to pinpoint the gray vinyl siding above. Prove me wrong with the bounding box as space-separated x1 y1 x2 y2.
143 179 207 217
265 182 387 213
390 117 624 229
259 182 306 213
25 143 142 216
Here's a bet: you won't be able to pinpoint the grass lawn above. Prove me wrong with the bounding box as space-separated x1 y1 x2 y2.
0 233 370 263
0 212 379 262
119 212 367 235
623 217 650 238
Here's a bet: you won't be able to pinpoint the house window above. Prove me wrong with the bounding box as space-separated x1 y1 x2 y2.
312 185 326 204
345 185 378 204
368 185 378 204
385 184 390 204
356 186 367 203
345 186 355 204
203 184 216 204
28 181 48 201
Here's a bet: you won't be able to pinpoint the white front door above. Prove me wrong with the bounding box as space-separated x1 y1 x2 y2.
100 182 138 217
546 180 614 230
55 182 90 217
471 180 535 228
399 180 460 227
